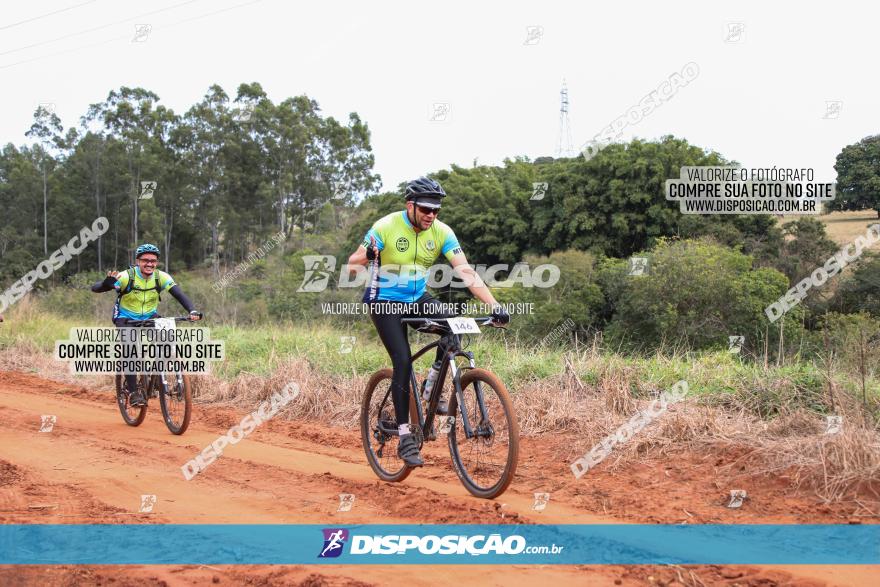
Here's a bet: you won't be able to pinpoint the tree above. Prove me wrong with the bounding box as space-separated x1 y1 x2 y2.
0 145 43 282
2 82 383 288
529 137 718 257
436 161 533 265
25 105 63 255
832 253 880 317
84 87 177 266
181 85 233 275
829 135 880 217
773 218 840 282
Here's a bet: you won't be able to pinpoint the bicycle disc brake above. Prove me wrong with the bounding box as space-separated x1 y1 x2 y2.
165 379 181 401
374 404 395 458
411 421 424 449
476 421 495 446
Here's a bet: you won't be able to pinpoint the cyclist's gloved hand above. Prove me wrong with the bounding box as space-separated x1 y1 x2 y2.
189 310 203 321
490 304 510 325
365 236 378 261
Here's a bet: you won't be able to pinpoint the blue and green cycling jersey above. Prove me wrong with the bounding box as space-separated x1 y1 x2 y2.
362 211 462 302
113 267 176 320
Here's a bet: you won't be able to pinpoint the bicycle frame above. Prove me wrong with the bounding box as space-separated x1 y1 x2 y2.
118 315 197 385
362 314 516 497
373 315 499 441
407 335 491 441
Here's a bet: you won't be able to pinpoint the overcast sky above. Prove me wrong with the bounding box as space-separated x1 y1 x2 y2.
1 0 876 191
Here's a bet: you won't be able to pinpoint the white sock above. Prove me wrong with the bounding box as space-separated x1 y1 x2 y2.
398 423 410 435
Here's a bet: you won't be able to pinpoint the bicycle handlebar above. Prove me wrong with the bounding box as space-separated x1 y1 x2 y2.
121 313 203 327
400 316 505 330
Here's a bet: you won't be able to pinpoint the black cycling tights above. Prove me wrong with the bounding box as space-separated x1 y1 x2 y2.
369 294 454 425
113 319 139 394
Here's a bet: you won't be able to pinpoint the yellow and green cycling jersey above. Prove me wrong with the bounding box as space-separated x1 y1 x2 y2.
362 211 462 302
113 267 176 320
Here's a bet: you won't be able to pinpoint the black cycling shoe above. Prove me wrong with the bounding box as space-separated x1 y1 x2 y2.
128 389 146 407
397 433 424 467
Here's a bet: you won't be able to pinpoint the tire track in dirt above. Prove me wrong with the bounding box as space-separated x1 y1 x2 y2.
0 374 610 525
0 371 876 586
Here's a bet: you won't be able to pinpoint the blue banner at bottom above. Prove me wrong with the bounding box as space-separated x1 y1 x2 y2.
0 524 877 565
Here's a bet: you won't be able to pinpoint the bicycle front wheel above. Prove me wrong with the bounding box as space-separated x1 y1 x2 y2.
447 369 519 499
159 372 192 435
115 374 147 427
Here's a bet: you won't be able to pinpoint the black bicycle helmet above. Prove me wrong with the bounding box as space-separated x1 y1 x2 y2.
404 177 447 201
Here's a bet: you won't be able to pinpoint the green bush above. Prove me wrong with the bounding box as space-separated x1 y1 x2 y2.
604 238 798 353
493 249 604 339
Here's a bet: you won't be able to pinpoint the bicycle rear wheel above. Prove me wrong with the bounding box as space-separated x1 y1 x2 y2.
115 374 147 427
447 368 519 499
159 372 192 435
361 369 420 482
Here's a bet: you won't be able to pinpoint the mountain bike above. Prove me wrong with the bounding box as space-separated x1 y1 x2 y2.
360 315 519 499
115 314 201 435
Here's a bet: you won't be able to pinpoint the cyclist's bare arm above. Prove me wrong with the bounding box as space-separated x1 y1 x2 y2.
347 236 377 275
449 253 499 307
348 245 369 267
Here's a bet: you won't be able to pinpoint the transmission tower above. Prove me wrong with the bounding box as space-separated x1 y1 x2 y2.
556 79 574 157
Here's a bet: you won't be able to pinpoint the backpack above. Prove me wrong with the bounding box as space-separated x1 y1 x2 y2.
117 267 163 302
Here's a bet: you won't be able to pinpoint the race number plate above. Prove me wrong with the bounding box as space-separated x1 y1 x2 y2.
154 318 176 330
447 317 481 334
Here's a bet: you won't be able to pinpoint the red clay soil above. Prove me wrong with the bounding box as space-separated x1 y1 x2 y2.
0 371 875 586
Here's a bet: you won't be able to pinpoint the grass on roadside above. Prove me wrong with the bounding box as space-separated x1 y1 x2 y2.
3 297 878 414
3 298 880 502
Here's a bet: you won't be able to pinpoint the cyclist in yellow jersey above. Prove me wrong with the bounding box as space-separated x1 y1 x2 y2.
91 243 200 406
348 177 509 467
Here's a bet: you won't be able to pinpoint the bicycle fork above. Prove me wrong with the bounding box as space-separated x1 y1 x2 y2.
431 350 492 441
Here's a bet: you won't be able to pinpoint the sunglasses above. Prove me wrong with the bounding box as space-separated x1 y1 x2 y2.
416 205 440 216
139 258 159 265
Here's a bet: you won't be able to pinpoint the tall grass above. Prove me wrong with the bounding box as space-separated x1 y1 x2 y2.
3 295 880 501
3 295 878 412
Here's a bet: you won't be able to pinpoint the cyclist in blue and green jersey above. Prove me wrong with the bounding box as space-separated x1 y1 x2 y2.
91 243 200 406
348 177 509 467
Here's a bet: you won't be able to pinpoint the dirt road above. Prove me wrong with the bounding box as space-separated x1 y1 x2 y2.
0 371 875 586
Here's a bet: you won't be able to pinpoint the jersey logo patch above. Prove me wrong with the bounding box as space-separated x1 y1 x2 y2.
396 237 410 252
425 240 436 251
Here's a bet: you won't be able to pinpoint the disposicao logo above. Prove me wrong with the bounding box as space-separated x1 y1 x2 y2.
318 528 349 558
